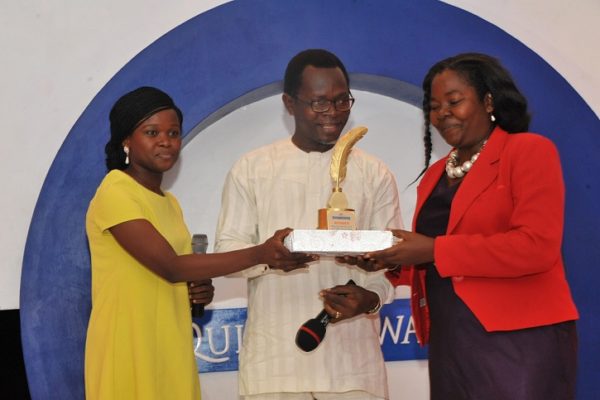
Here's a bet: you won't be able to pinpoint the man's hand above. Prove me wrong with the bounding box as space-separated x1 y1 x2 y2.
319 283 380 323
335 255 391 272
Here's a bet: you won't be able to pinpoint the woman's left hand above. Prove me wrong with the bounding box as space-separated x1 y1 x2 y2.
365 229 435 267
188 279 215 306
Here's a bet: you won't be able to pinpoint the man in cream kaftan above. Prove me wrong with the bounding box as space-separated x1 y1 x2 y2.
215 138 401 399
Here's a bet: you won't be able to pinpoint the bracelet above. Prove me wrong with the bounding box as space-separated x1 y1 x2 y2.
366 297 382 314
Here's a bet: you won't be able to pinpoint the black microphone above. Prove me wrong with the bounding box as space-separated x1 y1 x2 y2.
295 279 355 352
190 234 209 318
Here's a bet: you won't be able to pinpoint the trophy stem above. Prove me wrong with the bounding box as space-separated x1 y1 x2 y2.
327 188 348 210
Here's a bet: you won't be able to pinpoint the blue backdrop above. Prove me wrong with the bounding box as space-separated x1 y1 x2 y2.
21 1 599 398
192 300 426 373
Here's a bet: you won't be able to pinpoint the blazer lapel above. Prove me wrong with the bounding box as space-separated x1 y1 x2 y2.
447 127 508 233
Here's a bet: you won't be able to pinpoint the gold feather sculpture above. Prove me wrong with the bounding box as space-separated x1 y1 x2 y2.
327 126 368 209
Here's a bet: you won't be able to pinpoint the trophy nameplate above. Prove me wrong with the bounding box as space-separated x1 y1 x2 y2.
318 207 356 230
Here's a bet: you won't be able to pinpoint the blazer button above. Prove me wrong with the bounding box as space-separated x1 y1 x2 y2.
452 276 464 282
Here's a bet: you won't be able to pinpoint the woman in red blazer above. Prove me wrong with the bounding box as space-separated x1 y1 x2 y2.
366 54 579 399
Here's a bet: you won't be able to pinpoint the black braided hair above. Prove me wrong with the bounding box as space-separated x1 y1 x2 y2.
416 81 435 181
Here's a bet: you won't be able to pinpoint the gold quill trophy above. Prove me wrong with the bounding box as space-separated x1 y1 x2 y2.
318 126 368 230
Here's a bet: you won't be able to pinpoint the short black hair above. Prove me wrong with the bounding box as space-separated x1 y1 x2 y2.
283 49 350 97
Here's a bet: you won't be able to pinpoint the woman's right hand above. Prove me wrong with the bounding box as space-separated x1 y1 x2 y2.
258 228 318 272
365 229 434 267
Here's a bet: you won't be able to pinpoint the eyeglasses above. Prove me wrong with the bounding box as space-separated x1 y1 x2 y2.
294 94 355 113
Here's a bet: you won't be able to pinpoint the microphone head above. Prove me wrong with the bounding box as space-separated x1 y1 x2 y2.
295 318 327 352
192 233 208 254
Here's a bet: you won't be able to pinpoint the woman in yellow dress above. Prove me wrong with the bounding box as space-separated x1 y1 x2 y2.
85 87 314 400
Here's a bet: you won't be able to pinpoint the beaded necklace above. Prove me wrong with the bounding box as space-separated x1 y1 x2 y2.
445 140 487 179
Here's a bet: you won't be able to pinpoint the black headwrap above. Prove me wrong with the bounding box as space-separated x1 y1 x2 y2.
105 86 183 170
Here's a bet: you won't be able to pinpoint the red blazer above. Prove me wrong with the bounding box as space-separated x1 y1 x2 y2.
388 127 578 344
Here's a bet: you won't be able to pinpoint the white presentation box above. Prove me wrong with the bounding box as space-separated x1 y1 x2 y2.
284 229 394 256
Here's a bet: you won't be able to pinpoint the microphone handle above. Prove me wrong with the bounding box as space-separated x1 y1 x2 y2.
190 233 208 319
315 309 331 326
191 302 204 318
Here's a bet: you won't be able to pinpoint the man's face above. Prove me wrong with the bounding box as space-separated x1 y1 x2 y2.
283 65 351 153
